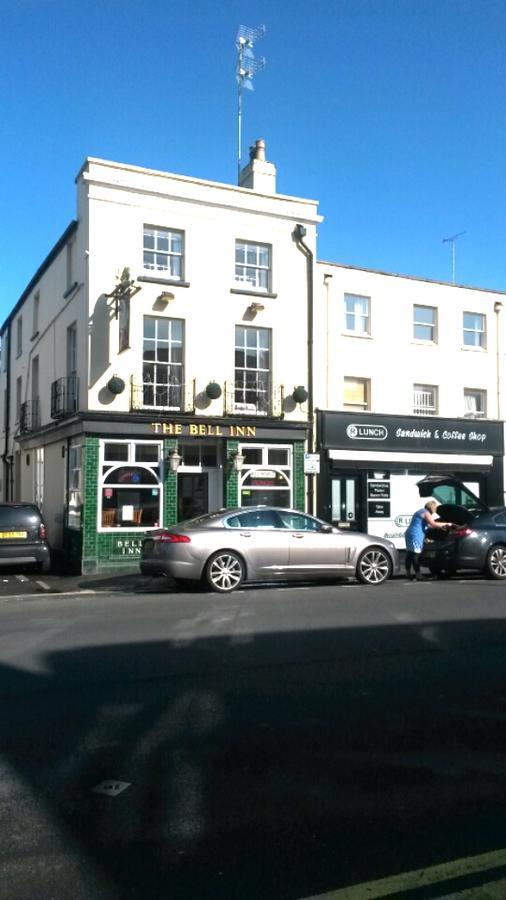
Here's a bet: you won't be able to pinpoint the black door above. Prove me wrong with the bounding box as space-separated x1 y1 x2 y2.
178 473 209 521
330 475 363 531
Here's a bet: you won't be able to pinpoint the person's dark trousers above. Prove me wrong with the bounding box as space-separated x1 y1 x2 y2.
405 550 421 579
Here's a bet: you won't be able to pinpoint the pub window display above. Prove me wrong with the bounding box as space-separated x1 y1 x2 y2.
100 440 162 529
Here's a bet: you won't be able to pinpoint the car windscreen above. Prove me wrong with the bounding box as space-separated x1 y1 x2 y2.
0 507 41 527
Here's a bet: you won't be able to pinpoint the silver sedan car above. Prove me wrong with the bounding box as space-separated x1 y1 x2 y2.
140 506 399 593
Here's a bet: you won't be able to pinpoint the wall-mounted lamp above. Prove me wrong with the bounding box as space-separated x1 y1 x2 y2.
232 449 245 472
249 301 265 314
292 385 308 404
167 446 182 473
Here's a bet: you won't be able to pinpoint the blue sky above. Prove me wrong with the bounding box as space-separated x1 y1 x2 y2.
1 0 505 319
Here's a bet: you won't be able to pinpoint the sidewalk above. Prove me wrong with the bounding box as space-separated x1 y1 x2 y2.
0 566 175 597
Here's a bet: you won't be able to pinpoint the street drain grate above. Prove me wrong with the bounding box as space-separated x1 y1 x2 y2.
92 780 131 797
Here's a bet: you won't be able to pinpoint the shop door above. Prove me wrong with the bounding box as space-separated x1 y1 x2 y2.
331 476 362 531
178 473 209 522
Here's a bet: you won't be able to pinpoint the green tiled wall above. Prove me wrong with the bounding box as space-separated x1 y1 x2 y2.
79 435 308 573
293 440 306 511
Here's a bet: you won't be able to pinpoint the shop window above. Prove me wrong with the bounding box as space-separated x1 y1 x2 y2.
343 377 370 411
180 443 218 468
100 440 162 529
413 384 438 416
464 389 486 418
238 443 292 508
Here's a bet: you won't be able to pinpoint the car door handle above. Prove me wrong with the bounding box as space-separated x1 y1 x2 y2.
292 533 305 539
240 532 252 537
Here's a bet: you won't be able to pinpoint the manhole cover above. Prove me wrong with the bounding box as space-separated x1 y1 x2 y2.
92 780 131 797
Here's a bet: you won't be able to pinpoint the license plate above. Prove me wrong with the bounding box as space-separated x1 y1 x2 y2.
0 531 27 539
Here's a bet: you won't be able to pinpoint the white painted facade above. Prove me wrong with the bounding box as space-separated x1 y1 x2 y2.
1 144 505 570
315 261 506 420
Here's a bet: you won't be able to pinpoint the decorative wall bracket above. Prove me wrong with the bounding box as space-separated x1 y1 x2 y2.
106 267 141 318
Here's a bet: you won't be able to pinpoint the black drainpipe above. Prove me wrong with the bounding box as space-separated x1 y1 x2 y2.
293 224 314 512
1 323 12 500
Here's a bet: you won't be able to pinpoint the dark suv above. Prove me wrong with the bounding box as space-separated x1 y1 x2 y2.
0 503 51 573
418 475 506 580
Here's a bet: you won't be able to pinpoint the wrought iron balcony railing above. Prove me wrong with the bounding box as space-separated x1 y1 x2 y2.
19 398 40 434
130 379 196 414
225 380 283 417
51 376 79 419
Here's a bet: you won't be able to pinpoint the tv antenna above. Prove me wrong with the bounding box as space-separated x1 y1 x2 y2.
236 24 266 183
442 231 466 285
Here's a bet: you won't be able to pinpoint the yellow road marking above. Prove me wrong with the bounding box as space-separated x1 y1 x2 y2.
302 848 506 899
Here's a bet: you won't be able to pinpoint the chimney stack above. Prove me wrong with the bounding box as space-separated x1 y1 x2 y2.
239 139 276 193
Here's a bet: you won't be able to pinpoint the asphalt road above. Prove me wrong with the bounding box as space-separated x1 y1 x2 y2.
1 577 506 899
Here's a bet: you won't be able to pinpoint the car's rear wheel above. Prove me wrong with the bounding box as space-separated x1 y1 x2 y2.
485 545 506 580
204 550 245 593
356 547 391 585
37 559 51 575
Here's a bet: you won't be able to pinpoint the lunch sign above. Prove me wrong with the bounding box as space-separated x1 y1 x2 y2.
319 412 504 455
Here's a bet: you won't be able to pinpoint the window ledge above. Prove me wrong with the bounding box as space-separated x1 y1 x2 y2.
411 339 438 346
341 331 372 339
461 345 487 352
230 288 277 299
137 275 190 288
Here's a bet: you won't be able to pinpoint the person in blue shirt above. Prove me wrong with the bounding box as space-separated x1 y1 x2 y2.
405 499 451 580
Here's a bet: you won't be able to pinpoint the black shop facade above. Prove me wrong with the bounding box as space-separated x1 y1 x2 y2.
316 411 504 550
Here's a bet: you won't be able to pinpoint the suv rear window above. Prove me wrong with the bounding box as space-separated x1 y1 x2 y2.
0 506 42 527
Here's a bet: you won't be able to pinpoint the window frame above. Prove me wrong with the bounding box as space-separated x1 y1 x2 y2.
235 240 272 292
343 377 371 411
464 388 487 418
143 225 184 281
234 325 271 415
237 443 293 508
16 316 22 358
142 316 184 411
413 383 438 416
413 305 437 342
99 439 163 531
463 311 486 349
344 293 371 336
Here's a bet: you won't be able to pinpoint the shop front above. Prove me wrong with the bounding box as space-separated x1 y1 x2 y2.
66 415 308 574
316 411 504 549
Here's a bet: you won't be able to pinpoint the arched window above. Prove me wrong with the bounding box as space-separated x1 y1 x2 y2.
99 440 162 529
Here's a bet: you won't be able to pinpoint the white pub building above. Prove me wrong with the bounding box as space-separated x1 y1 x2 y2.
1 142 505 571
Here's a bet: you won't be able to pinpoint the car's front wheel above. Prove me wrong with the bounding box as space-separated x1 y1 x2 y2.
204 550 245 593
356 547 392 585
485 545 506 580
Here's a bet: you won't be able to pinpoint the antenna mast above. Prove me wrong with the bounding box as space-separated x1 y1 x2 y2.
236 24 266 184
442 231 466 285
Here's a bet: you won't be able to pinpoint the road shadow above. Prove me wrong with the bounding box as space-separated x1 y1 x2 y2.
2 612 506 897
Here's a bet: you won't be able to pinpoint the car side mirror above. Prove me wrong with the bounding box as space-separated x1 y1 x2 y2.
321 524 333 533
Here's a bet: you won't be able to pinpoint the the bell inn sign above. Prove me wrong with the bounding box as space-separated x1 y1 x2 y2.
151 422 257 438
